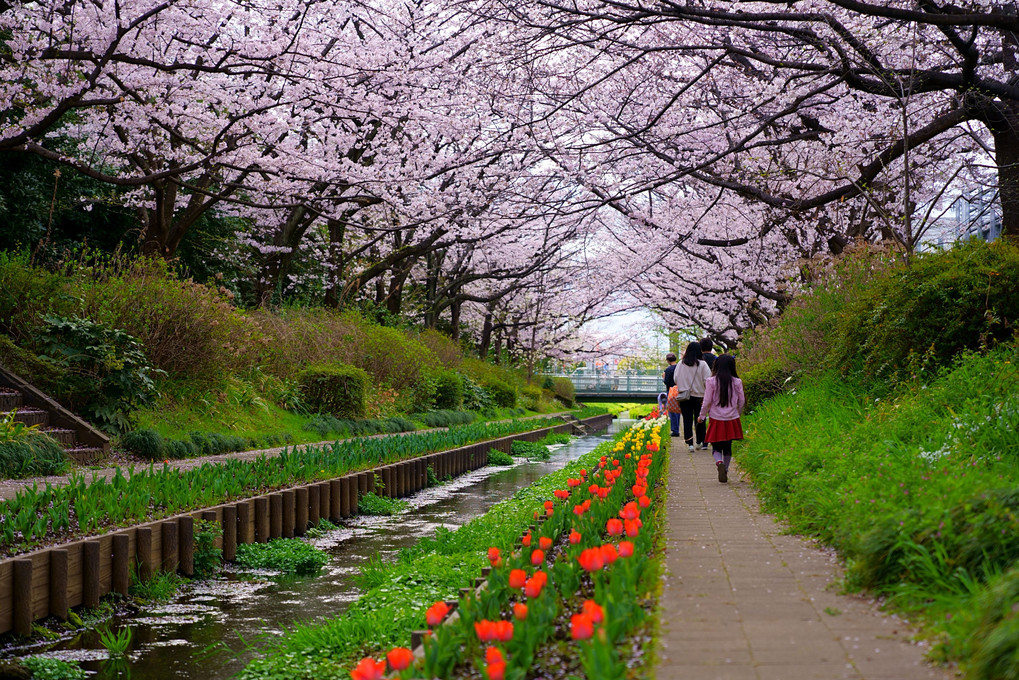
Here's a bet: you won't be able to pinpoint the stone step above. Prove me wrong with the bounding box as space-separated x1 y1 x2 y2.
64 447 104 465
0 407 49 427
0 388 22 410
41 427 77 446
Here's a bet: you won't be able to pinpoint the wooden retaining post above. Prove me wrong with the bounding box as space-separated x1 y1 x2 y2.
161 521 178 573
380 467 392 498
222 506 237 561
347 476 359 516
112 534 130 596
308 484 321 527
319 482 331 523
282 490 295 538
83 540 101 608
137 527 154 580
254 497 269 543
329 480 342 522
49 549 68 620
358 472 369 498
179 516 194 577
269 494 283 539
237 500 253 546
13 559 33 636
339 477 351 518
367 470 376 497
295 487 309 535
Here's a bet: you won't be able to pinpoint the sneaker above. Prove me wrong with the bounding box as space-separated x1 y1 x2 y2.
716 461 728 483
671 431 680 437
688 444 695 452
700 444 709 451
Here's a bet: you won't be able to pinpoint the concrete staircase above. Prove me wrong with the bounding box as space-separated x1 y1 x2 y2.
561 413 590 435
0 368 109 465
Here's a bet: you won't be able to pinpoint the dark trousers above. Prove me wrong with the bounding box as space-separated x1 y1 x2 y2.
679 396 705 446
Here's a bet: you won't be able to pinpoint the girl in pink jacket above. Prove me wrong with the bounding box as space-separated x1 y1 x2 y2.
697 354 745 483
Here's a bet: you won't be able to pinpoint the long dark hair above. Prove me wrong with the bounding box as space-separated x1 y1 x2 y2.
681 341 702 367
712 354 739 407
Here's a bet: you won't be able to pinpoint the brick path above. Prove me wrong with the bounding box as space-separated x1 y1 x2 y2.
657 442 956 680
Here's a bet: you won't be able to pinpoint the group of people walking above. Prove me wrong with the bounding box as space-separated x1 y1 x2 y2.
662 339 745 483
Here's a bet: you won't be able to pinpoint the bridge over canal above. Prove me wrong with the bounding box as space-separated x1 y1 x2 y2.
543 371 663 401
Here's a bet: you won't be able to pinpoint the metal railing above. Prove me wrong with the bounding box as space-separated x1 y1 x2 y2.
542 372 663 395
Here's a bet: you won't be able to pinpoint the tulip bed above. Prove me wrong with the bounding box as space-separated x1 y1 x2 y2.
350 415 669 680
0 418 558 555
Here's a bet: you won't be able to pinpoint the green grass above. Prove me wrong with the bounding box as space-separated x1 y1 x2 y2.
239 431 634 680
357 492 410 515
21 657 86 680
487 449 514 466
738 346 1019 676
234 538 329 575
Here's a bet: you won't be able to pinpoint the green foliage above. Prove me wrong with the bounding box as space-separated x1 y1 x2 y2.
129 568 185 603
234 538 329 575
194 519 223 579
304 518 339 538
120 428 165 460
296 363 370 419
34 314 162 432
741 358 794 412
357 492 409 515
575 405 609 418
0 411 68 477
432 370 464 410
461 376 494 412
965 565 1019 680
415 410 475 428
510 439 550 460
483 379 516 408
20 657 86 680
550 377 576 407
0 335 66 392
301 414 417 438
487 449 514 466
98 626 132 657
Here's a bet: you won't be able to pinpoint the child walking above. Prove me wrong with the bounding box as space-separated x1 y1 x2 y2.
697 354 745 483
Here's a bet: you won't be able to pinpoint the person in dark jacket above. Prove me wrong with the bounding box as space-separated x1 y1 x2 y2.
699 338 717 371
662 352 679 436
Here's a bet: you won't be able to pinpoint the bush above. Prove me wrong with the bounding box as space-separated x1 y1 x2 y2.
0 335 66 393
193 519 223 579
234 538 329 575
0 251 74 345
433 370 464 410
416 410 475 428
33 315 162 432
120 429 165 460
968 565 1019 680
418 329 462 368
741 358 795 412
358 492 410 515
487 449 514 466
550 377 576 407
21 657 86 680
519 384 543 410
484 379 517 408
296 363 370 419
0 438 67 478
461 376 494 412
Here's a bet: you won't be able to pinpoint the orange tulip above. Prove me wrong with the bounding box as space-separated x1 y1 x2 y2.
539 536 553 551
425 601 450 627
513 602 528 620
350 657 386 680
606 518 624 536
570 612 595 640
569 529 582 545
486 646 504 665
508 568 527 589
494 620 514 641
488 547 501 565
531 549 545 565
618 540 634 557
578 547 604 572
638 495 651 508
524 576 544 598
386 647 414 671
600 543 618 564
487 660 506 680
582 599 604 624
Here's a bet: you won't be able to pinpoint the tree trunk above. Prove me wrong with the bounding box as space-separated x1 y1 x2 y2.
450 299 462 341
992 115 1019 239
478 308 494 358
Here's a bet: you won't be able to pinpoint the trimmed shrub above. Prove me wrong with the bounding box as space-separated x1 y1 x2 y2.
550 377 575 407
121 429 166 460
484 379 517 408
433 370 464 410
297 363 370 419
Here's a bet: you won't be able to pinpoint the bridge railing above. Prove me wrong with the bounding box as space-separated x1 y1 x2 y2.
542 372 663 395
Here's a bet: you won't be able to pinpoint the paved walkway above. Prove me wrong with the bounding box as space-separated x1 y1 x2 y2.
0 411 576 502
658 442 956 680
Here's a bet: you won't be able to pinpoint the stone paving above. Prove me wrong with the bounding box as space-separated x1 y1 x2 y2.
658 441 957 680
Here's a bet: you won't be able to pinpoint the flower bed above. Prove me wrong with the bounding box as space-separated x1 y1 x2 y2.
351 414 669 680
0 419 559 555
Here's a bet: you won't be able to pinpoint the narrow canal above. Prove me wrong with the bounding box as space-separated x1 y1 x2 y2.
16 422 630 679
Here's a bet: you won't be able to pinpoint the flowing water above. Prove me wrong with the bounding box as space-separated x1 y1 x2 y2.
9 426 625 679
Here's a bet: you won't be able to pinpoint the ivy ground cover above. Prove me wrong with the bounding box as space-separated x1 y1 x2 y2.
237 417 668 676
0 418 557 556
335 414 669 680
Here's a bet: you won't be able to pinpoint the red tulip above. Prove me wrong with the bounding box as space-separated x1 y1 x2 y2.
539 536 553 551
600 543 618 564
486 646 504 665
578 547 604 572
582 599 604 624
544 500 554 510
588 483 599 494
487 660 506 680
579 469 587 477
624 519 640 537
494 620 514 641
386 647 414 671
475 620 498 642
508 568 527 589
531 549 545 565
573 504 586 517
597 487 609 499
619 502 640 520
488 547 501 566
618 541 634 557
350 657 386 680
569 529 582 545
606 518 624 536
524 576 544 598
638 495 651 508
425 601 450 627
570 612 595 640
513 602 528 620
521 532 532 547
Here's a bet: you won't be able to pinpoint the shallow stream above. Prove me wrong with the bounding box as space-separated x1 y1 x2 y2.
10 425 629 679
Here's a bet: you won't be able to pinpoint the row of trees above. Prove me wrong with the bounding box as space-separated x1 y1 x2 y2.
2 0 1013 349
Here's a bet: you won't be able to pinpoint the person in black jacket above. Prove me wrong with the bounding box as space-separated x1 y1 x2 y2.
663 352 679 436
700 338 717 371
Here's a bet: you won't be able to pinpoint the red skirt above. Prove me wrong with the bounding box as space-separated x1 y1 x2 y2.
706 417 743 443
